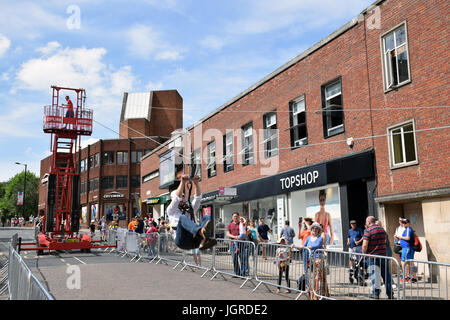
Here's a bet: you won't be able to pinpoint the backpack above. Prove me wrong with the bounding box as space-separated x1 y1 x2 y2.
408 229 422 252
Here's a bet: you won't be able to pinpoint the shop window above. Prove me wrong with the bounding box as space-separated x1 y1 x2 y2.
262 111 278 158
131 150 143 163
223 132 234 173
388 120 418 169
102 151 114 165
116 175 128 189
131 175 140 188
207 141 216 178
117 151 128 165
382 23 411 91
321 78 344 138
288 95 308 148
241 122 254 166
101 176 114 190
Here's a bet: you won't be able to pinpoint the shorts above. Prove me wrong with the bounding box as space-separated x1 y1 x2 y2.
191 248 200 254
401 247 415 262
349 246 362 260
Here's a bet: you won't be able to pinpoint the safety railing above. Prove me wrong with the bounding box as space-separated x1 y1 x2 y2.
402 259 449 300
155 232 186 269
253 243 311 300
310 249 402 300
210 239 257 288
8 234 53 300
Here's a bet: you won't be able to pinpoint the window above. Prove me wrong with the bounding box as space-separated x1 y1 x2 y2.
80 181 86 194
130 175 140 188
241 122 254 166
289 95 308 148
207 141 216 178
262 112 278 158
89 153 99 168
142 170 159 183
102 151 114 165
101 176 114 190
80 158 86 172
388 120 418 168
321 78 344 137
117 151 128 164
159 150 176 188
89 178 98 191
382 23 410 91
116 176 128 189
223 132 234 172
192 149 202 178
131 150 143 163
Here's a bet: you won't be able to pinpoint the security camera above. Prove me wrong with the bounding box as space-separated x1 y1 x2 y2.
346 137 354 148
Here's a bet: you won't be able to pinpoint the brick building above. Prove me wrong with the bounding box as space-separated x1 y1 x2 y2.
38 90 183 229
140 0 449 262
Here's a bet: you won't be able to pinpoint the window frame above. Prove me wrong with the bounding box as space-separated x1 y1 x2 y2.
387 119 419 170
223 131 234 173
102 151 114 165
262 111 278 158
116 175 128 189
116 151 128 165
131 150 143 164
380 21 412 93
101 176 114 190
207 140 217 178
288 95 308 149
191 148 202 179
321 77 345 138
241 122 254 166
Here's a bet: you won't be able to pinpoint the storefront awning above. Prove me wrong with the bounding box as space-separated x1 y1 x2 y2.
146 195 170 205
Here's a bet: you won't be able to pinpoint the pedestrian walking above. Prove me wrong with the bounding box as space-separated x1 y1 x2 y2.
394 218 417 283
257 218 272 260
362 216 394 299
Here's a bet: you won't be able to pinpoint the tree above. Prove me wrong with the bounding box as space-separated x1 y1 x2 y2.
1 171 39 219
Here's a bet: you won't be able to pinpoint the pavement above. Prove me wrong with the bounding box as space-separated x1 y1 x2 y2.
0 227 295 301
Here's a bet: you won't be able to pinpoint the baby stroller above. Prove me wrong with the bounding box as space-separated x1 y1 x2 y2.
349 248 368 286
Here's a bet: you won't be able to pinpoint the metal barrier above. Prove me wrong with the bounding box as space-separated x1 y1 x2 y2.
155 232 186 269
253 243 311 300
310 249 401 300
104 229 117 253
210 239 257 288
124 231 140 261
402 259 449 300
8 235 53 300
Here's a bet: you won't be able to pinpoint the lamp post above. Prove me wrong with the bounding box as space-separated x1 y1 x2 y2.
15 162 27 218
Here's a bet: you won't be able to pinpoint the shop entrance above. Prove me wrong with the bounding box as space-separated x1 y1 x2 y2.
346 179 369 230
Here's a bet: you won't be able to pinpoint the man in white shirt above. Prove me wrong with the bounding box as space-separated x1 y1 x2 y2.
166 174 216 250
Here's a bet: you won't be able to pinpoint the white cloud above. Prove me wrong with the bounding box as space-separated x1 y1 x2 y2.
36 41 61 55
0 33 11 57
200 36 226 51
126 24 183 61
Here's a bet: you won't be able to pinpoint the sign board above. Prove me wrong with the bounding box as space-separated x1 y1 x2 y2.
104 192 125 199
219 187 237 196
17 192 23 206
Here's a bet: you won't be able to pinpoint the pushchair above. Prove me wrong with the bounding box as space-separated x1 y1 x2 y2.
349 248 368 286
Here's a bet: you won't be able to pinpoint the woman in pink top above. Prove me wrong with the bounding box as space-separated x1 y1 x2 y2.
314 190 334 246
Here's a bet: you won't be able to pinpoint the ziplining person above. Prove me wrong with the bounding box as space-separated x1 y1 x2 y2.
166 174 217 250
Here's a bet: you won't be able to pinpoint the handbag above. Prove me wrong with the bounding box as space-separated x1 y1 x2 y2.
394 242 402 254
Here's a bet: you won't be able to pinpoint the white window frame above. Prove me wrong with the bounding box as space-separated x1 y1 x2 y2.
323 80 344 137
262 112 278 158
223 132 234 172
207 141 216 178
290 95 308 147
387 119 419 169
241 123 254 165
381 21 412 92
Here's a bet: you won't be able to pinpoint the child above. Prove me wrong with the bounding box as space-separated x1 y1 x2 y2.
234 217 248 254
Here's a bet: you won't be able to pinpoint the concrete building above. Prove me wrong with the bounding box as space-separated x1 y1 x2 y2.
140 0 449 262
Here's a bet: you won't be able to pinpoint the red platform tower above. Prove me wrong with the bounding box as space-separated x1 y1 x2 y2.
20 86 114 253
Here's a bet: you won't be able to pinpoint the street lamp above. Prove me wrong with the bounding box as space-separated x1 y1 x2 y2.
15 162 27 218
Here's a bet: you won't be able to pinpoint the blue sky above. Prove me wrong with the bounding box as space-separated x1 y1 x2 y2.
0 0 375 182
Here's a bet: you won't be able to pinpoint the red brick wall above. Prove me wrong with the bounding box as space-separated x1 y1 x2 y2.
365 0 450 196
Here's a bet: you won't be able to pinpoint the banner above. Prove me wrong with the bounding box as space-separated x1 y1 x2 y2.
17 192 23 206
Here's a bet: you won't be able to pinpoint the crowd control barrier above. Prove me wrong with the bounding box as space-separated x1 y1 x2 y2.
402 259 450 300
210 239 257 288
253 243 312 300
8 234 53 300
155 232 186 269
310 249 402 300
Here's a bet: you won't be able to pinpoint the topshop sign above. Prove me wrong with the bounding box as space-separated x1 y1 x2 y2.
279 170 320 190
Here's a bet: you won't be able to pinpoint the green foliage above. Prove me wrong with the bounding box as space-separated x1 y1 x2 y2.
0 171 39 220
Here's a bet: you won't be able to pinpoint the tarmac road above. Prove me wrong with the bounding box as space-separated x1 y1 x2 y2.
0 228 295 301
